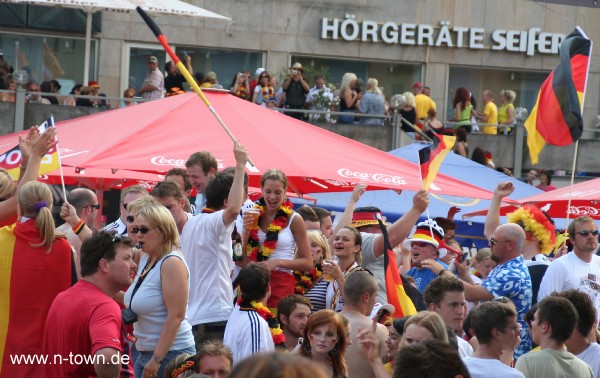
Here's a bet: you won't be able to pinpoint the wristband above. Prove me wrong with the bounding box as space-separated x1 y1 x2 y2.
438 269 448 277
72 220 85 235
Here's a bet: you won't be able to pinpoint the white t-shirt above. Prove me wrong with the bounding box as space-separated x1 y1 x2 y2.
360 232 388 304
224 305 275 365
462 356 525 378
181 210 235 325
457 336 474 358
537 252 600 313
577 342 600 378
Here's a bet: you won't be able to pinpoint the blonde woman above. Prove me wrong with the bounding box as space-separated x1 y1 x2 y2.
402 311 449 346
359 78 385 126
400 91 418 136
124 202 195 378
303 229 334 312
498 89 517 133
338 72 361 124
0 181 73 377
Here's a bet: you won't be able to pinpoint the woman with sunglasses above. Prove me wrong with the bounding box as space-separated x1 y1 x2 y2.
229 72 250 101
252 71 277 109
299 309 349 378
124 201 195 378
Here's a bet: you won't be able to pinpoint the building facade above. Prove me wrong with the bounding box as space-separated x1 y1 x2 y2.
1 0 599 136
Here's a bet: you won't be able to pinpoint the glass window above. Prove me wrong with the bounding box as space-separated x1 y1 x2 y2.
174 47 263 89
447 66 548 119
125 45 169 93
0 4 101 33
0 33 97 93
291 56 421 100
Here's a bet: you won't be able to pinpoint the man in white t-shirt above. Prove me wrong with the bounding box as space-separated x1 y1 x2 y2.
424 275 473 358
463 301 525 378
181 142 248 351
555 290 600 378
537 216 600 313
224 263 275 365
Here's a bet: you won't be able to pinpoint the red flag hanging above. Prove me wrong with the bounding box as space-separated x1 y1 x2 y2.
525 27 592 164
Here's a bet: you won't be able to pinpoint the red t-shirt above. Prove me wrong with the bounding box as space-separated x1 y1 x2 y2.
43 280 134 378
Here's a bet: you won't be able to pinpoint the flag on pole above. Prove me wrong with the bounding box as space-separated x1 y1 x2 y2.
418 133 456 190
376 214 417 318
525 26 592 165
0 116 59 180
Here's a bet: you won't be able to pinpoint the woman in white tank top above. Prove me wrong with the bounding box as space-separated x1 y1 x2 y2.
242 169 312 310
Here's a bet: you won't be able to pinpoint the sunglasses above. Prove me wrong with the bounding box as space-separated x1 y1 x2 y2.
576 230 599 237
87 204 101 210
130 226 152 235
489 238 511 246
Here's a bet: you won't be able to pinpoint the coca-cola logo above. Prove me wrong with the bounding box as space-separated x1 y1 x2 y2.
151 156 186 167
337 168 406 186
568 206 600 217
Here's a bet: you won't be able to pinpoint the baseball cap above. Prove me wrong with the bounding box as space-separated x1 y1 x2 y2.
148 56 158 63
370 303 395 320
412 82 423 89
255 67 265 76
87 80 100 89
291 62 303 70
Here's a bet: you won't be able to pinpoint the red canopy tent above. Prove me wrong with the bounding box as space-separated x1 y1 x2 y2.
0 91 496 199
463 178 600 220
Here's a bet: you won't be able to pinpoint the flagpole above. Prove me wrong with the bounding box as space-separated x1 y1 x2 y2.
562 26 592 245
51 115 68 201
135 7 254 167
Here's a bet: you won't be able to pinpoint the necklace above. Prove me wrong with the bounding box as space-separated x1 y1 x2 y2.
293 263 323 295
239 298 286 346
246 197 293 261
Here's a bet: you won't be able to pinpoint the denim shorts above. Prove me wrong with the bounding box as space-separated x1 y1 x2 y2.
133 345 196 378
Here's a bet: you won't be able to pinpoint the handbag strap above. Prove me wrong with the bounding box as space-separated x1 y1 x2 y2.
128 256 160 308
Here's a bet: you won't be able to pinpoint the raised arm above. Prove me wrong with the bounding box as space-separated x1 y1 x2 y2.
222 142 248 225
484 182 514 239
372 190 429 258
328 183 367 250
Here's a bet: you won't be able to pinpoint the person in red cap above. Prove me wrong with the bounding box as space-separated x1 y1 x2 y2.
402 218 448 292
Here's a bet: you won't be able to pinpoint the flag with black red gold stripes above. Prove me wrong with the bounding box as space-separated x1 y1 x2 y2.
525 27 592 165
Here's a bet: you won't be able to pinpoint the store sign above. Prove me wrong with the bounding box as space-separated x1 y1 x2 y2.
321 16 565 56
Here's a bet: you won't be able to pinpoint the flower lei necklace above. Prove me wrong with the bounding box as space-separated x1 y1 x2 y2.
294 263 323 295
235 85 248 100
239 298 286 346
261 85 275 102
246 197 293 261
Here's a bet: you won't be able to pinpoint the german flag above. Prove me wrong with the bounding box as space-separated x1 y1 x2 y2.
376 215 417 318
525 27 592 165
418 133 456 191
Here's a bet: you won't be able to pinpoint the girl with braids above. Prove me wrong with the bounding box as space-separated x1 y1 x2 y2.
0 181 73 377
300 309 349 378
242 169 312 311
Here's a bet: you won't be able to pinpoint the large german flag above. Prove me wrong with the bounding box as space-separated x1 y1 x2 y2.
376 216 417 318
525 27 592 165
418 133 456 191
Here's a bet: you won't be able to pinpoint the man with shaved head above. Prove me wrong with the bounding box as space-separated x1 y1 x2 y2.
424 223 532 358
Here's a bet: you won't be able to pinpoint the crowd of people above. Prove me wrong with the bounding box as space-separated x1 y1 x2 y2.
0 124 599 378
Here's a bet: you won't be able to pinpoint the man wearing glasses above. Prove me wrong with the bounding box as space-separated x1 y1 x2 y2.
104 185 149 236
423 222 532 358
538 216 600 313
57 188 100 278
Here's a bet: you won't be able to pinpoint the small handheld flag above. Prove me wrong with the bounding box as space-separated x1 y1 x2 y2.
525 26 592 165
418 134 456 191
0 116 59 180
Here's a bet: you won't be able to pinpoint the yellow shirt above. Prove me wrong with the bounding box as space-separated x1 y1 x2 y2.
481 101 498 135
414 94 436 119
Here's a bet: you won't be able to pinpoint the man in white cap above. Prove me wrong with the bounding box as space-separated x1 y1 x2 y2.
282 62 310 120
402 219 448 293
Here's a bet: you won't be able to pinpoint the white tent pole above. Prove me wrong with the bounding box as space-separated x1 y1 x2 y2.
83 11 92 85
